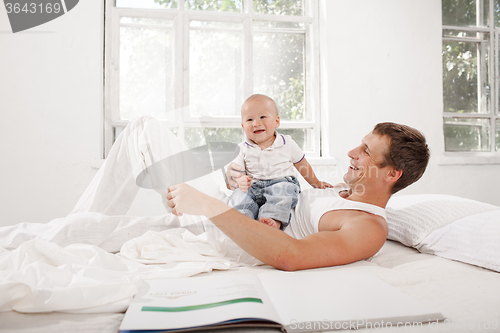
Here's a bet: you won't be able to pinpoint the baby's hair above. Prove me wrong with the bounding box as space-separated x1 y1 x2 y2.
242 94 279 116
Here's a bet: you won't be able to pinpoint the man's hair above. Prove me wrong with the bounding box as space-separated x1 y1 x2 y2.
243 94 279 116
372 122 430 194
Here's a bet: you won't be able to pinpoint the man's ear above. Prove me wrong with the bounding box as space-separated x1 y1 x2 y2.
385 168 402 184
275 115 280 128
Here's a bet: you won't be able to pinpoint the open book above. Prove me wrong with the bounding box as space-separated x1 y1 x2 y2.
119 269 444 333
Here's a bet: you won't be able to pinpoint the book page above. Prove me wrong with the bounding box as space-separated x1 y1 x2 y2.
258 268 444 331
120 273 282 331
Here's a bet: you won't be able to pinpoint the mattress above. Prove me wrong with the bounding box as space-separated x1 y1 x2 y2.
1 239 499 333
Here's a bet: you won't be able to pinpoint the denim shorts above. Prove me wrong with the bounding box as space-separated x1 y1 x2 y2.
229 176 301 230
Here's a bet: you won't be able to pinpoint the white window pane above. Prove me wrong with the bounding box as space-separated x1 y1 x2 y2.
496 119 500 151
182 127 313 151
254 0 304 16
115 126 179 143
189 21 243 117
443 118 490 151
189 20 241 29
254 21 304 29
254 32 306 121
443 30 479 38
279 128 313 151
442 38 489 114
185 0 242 12
119 18 174 120
442 0 489 27
116 0 177 9
184 127 243 148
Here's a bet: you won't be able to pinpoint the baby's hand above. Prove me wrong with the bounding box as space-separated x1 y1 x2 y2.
236 175 252 192
312 181 334 189
333 183 351 198
226 163 244 190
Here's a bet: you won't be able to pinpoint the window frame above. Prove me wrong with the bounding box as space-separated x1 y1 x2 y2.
103 0 323 159
441 0 500 163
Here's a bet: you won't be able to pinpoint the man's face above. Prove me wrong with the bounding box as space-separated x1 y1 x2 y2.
241 98 280 146
343 132 391 189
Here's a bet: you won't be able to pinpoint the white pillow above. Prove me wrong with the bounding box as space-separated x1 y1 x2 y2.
418 210 500 272
385 194 500 272
385 194 498 247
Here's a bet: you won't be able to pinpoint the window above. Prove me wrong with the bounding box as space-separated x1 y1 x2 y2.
104 0 321 157
442 0 500 153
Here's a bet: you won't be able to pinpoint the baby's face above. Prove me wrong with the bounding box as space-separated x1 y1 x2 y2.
241 98 280 146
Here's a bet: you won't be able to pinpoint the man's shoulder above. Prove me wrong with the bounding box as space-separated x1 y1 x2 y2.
341 210 388 236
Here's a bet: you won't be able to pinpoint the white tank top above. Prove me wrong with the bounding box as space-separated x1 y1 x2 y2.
285 188 387 239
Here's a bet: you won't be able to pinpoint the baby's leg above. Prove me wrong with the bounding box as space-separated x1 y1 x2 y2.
228 187 259 220
258 179 300 230
259 217 281 229
70 116 227 216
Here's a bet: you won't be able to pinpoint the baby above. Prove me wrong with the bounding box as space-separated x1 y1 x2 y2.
229 94 332 230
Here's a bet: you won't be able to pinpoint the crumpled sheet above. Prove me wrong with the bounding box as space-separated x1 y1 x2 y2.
0 220 261 314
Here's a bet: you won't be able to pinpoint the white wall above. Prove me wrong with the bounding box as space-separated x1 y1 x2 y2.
0 2 103 226
319 0 500 205
0 0 498 227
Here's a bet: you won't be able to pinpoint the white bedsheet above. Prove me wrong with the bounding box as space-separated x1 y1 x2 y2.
0 213 260 314
2 241 499 333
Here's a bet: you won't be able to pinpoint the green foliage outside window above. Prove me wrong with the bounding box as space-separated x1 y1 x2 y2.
441 0 498 152
442 41 479 114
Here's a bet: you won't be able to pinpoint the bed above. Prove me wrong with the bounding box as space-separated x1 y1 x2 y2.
1 194 499 333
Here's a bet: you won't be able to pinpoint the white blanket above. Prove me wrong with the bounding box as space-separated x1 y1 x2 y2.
0 117 263 314
0 213 260 313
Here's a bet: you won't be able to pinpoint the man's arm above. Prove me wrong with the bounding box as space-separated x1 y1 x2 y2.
167 183 386 271
209 208 386 271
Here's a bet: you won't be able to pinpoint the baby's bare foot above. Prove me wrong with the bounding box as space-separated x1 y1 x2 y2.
259 217 281 229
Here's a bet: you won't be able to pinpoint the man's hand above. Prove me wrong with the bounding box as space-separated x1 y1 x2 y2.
311 181 334 189
225 163 245 190
167 183 233 218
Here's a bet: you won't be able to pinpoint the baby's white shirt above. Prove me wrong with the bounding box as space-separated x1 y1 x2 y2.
231 132 305 181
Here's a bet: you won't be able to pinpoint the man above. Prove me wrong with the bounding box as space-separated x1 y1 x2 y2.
167 122 430 271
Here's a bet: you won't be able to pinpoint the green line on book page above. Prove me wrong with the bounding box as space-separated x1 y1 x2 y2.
142 297 263 312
